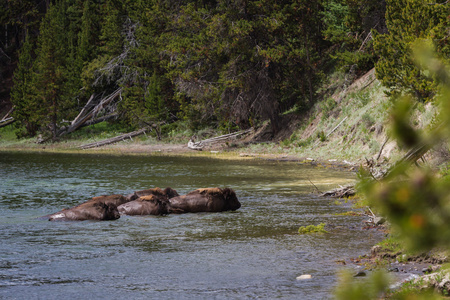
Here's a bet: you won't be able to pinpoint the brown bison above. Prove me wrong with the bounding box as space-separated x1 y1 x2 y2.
89 194 129 206
44 194 127 221
117 187 179 216
168 188 241 213
47 201 120 221
117 195 169 216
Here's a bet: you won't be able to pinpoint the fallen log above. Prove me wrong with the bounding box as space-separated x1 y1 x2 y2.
0 106 15 128
71 94 95 126
188 128 253 150
1 106 15 121
79 113 118 129
0 117 15 128
79 127 148 149
57 88 122 137
320 185 356 198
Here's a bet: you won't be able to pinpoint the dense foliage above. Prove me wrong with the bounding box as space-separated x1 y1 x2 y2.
3 0 384 138
2 0 448 139
336 40 450 300
373 0 450 101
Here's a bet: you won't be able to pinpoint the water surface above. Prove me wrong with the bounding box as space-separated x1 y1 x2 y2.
0 152 381 299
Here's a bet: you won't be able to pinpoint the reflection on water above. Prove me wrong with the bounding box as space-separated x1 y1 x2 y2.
0 152 381 299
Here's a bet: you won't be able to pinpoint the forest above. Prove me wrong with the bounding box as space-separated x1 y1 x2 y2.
0 0 448 141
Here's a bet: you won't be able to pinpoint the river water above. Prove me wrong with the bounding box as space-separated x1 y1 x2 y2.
0 152 382 299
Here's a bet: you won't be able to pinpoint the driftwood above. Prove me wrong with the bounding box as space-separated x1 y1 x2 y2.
321 142 432 198
320 185 356 198
79 127 147 149
188 128 253 150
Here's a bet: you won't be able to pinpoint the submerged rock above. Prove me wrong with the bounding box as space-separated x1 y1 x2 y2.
296 274 312 280
354 271 367 277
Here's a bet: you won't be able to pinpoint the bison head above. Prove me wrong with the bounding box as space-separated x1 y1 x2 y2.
98 202 120 220
222 188 241 211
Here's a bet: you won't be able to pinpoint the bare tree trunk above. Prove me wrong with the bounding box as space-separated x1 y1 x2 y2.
0 117 15 128
304 34 314 103
79 128 148 149
57 88 122 137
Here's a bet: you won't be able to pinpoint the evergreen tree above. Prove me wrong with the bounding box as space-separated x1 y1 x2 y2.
155 0 328 133
113 0 178 129
100 0 125 57
32 2 71 139
10 34 39 137
373 0 449 101
322 0 386 74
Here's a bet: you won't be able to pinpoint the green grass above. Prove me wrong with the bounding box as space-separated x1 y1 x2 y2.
298 223 328 234
376 236 403 254
0 125 16 141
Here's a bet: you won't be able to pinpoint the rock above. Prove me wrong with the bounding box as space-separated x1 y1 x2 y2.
354 271 367 277
36 134 44 144
296 274 312 280
437 274 450 293
413 271 450 294
371 245 383 256
373 216 386 225
431 265 442 272
388 267 399 272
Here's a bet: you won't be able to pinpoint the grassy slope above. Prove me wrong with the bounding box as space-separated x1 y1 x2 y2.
240 68 401 164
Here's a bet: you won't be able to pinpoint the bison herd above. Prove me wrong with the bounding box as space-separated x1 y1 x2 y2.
43 187 241 221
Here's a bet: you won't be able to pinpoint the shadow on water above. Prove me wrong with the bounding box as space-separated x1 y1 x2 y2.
0 152 382 299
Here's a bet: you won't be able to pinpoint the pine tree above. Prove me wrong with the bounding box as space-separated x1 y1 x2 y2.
32 2 70 139
322 0 386 74
10 34 39 137
158 0 328 133
373 0 449 101
100 0 125 57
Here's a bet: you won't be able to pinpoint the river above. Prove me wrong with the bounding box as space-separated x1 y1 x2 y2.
0 152 382 299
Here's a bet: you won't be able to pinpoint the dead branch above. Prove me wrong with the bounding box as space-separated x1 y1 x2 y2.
376 136 390 161
326 116 348 138
1 106 15 121
358 31 373 52
309 180 322 194
396 140 434 167
93 18 140 87
0 117 15 128
71 94 95 126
